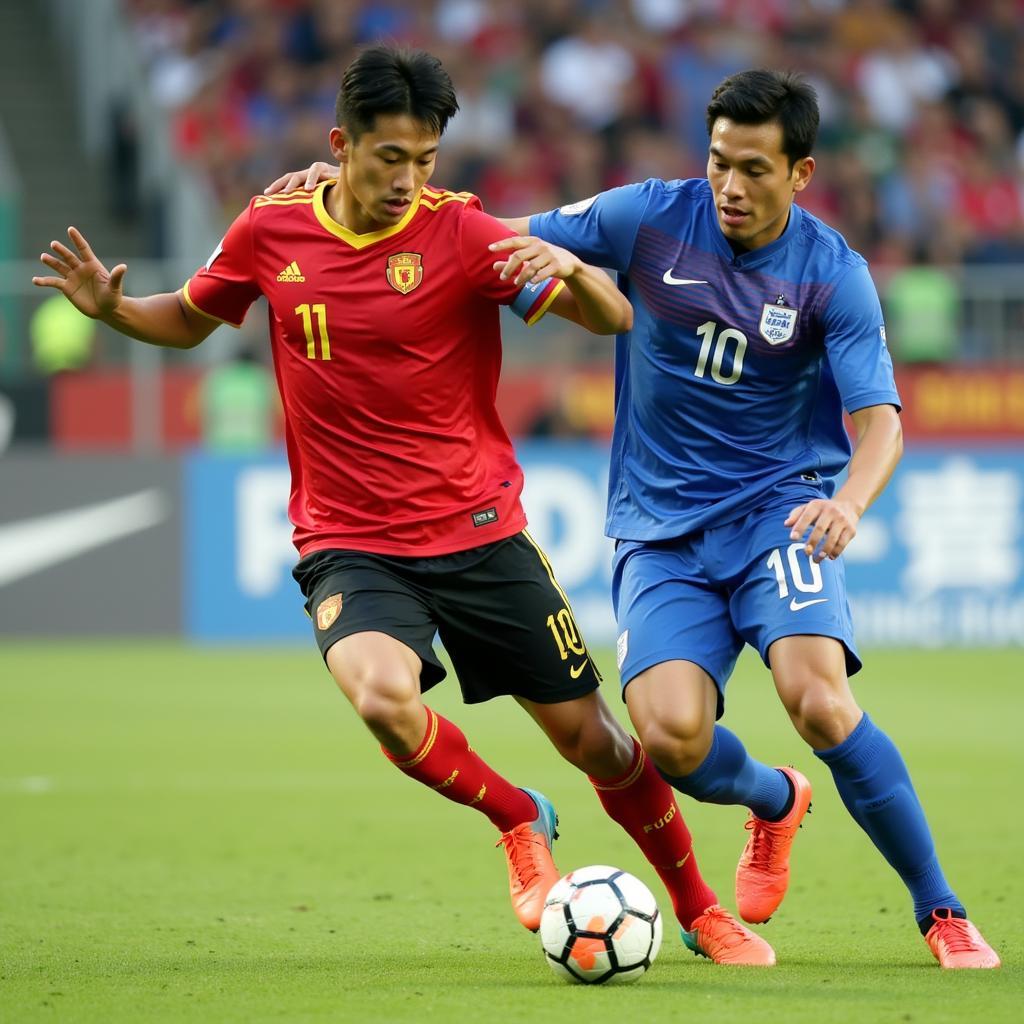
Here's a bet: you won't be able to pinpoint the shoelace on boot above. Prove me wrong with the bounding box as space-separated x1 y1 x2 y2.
932 917 978 954
743 815 780 867
698 906 750 950
497 825 545 888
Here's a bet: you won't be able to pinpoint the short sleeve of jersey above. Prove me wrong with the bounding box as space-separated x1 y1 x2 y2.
182 203 262 328
528 181 656 273
458 203 564 325
822 264 902 414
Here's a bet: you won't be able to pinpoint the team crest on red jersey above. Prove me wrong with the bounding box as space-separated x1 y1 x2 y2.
386 252 423 294
316 593 342 631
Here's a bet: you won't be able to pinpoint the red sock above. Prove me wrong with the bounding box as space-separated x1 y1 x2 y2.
382 707 537 832
590 737 717 929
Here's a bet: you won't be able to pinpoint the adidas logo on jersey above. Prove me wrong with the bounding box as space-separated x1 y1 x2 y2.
277 261 305 282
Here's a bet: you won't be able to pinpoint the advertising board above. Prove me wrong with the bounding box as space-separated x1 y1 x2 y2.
182 444 1024 649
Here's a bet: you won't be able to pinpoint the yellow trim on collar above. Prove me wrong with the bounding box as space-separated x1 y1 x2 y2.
312 180 422 249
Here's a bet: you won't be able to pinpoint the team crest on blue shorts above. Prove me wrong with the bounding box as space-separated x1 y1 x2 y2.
616 629 629 669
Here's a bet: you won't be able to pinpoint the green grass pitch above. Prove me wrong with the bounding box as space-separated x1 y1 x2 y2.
1 643 1020 1022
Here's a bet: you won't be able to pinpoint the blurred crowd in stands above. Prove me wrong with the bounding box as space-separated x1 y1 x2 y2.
126 0 1024 268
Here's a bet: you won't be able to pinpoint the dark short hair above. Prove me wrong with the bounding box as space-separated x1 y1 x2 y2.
705 69 819 166
335 46 459 139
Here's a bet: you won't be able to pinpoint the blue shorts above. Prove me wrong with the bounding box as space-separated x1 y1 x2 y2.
611 495 861 717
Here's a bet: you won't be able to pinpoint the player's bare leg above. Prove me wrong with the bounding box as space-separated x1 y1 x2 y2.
770 635 999 967
769 636 861 750
624 660 719 779
520 691 774 965
326 632 558 931
327 631 429 750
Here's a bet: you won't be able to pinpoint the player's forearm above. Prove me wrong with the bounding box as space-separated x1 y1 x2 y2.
499 216 532 235
104 293 211 349
836 407 903 516
562 262 633 335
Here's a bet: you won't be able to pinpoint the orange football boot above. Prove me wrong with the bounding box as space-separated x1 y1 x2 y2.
496 788 559 932
682 905 776 965
735 766 812 923
925 910 1001 969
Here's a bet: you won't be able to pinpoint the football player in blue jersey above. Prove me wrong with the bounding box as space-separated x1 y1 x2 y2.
268 69 999 969
494 69 999 970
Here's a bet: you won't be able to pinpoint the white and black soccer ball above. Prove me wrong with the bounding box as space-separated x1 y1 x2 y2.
539 865 662 984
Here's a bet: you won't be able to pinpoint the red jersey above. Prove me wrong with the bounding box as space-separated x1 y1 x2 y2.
183 182 564 557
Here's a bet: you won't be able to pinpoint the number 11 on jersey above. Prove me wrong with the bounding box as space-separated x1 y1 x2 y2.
296 303 331 360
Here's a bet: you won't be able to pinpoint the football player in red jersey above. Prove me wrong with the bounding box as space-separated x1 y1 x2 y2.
32 45 773 964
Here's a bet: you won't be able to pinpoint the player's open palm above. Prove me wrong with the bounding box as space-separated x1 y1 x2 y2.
32 227 127 320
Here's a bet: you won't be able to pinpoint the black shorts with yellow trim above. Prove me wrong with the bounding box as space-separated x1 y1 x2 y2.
292 531 602 705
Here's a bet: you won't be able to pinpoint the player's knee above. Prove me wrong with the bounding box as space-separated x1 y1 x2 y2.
347 667 420 734
636 716 709 778
785 678 859 747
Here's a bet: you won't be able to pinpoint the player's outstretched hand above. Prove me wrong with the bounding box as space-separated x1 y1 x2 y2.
785 498 860 562
263 162 339 195
489 236 582 288
32 227 126 320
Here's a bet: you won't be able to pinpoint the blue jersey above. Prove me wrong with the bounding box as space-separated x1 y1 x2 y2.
530 178 900 541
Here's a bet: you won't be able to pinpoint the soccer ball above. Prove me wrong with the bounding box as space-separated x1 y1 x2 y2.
539 865 663 984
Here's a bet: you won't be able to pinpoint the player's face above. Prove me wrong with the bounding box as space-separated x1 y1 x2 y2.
329 114 439 234
706 118 814 251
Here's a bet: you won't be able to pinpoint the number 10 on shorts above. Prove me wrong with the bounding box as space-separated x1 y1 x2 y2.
767 544 824 604
546 608 585 660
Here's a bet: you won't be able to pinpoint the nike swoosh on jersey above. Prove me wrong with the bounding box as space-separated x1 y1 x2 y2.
0 490 169 587
789 597 829 611
569 659 590 679
662 270 709 286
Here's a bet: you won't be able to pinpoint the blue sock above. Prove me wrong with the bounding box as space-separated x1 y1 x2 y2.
658 725 791 820
815 712 964 924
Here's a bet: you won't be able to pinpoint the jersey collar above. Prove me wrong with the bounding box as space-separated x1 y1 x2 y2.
313 180 422 249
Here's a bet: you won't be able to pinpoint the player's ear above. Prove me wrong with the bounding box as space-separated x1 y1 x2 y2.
329 126 351 164
791 156 815 193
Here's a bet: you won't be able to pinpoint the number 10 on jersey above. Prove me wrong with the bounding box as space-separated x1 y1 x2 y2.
296 303 331 360
695 320 746 385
